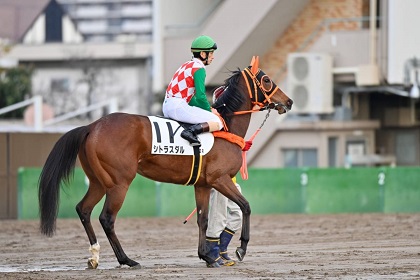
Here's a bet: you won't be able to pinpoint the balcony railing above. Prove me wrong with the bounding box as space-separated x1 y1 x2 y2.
0 96 118 132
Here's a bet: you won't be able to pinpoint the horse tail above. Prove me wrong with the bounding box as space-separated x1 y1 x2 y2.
38 126 90 236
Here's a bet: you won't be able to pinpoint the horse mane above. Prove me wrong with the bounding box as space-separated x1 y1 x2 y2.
212 69 246 125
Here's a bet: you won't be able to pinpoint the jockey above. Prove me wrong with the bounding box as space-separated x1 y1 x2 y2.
162 35 223 146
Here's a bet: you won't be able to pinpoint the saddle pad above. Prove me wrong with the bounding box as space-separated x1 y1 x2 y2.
148 116 214 156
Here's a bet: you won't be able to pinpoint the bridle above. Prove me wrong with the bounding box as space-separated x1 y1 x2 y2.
212 65 289 142
234 67 288 115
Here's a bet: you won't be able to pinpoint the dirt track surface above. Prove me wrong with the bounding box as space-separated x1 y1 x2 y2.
1 213 420 279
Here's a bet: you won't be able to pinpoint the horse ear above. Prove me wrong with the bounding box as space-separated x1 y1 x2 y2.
251 56 259 75
250 56 255 67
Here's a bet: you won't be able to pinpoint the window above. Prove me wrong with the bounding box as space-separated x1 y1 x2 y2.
328 137 338 167
345 139 367 167
45 1 63 42
346 140 365 157
396 131 418 164
283 148 318 168
108 18 122 28
50 78 70 93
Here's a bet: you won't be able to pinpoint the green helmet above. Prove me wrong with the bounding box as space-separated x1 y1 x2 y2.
191 35 218 52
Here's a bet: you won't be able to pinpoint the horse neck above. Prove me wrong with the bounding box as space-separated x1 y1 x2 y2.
228 92 253 138
222 72 254 138
228 113 252 138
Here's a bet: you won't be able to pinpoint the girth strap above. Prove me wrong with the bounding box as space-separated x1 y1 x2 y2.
184 145 202 185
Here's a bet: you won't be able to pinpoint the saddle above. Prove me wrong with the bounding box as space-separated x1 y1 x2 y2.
148 116 212 185
148 116 214 156
147 116 245 185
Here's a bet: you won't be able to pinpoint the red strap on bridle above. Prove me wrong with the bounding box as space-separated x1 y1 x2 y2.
240 128 261 180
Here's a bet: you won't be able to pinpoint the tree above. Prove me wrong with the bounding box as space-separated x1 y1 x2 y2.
0 67 32 118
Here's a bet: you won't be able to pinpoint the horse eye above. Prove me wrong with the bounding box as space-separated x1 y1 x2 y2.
264 78 270 83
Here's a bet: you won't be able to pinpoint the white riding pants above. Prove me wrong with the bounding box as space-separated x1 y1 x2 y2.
162 97 223 129
206 184 243 238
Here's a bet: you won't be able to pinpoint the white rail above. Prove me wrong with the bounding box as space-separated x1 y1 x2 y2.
0 96 43 131
44 98 118 126
0 96 118 132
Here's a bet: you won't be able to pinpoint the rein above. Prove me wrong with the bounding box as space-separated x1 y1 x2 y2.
239 108 272 180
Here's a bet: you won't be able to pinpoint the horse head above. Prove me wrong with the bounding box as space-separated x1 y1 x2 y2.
244 56 293 115
213 56 293 127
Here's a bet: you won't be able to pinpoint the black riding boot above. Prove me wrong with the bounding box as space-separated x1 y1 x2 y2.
219 228 236 266
181 123 209 146
204 237 224 268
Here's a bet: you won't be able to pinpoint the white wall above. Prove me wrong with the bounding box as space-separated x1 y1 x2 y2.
31 65 147 117
161 0 220 37
23 15 46 44
387 0 420 84
310 30 371 68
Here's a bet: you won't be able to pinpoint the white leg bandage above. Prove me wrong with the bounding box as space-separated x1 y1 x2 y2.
88 242 100 269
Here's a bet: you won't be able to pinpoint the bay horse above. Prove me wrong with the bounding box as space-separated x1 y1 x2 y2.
38 56 293 268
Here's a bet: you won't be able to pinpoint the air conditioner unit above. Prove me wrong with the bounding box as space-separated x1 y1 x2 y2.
287 53 333 114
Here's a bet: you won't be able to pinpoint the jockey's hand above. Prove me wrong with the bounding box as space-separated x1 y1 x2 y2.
211 108 218 114
242 140 252 151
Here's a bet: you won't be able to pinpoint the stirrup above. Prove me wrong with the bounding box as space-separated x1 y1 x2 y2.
190 141 201 147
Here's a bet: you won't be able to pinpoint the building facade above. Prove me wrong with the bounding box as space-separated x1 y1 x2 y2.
1 0 419 169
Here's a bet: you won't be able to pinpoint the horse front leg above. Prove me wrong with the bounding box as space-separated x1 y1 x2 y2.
194 186 216 266
235 199 250 261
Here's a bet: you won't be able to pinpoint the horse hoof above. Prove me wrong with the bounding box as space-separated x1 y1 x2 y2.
235 247 246 262
126 259 140 268
129 264 142 269
87 258 98 269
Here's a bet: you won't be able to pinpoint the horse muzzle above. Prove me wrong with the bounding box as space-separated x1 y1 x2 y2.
276 99 293 114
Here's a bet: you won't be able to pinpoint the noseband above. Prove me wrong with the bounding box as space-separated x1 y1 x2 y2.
235 68 287 115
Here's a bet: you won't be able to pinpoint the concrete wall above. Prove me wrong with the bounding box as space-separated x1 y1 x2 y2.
249 120 379 168
0 132 63 219
162 0 309 86
262 0 366 80
0 134 8 218
310 30 371 68
387 0 420 84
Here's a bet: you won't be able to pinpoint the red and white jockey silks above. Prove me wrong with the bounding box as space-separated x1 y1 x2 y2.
166 58 205 103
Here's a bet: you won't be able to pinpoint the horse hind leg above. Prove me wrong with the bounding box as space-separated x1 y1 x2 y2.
99 186 140 268
193 186 218 266
75 179 106 269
